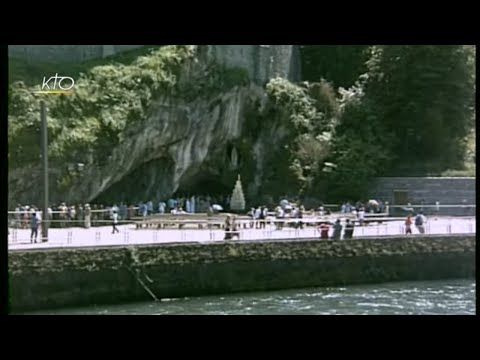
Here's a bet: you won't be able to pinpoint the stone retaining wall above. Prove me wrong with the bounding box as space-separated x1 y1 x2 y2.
8 235 475 312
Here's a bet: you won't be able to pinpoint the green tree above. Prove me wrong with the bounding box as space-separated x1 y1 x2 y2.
364 45 475 171
264 78 336 196
300 45 370 88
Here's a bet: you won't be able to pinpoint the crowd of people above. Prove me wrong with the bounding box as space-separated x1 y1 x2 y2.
10 195 433 243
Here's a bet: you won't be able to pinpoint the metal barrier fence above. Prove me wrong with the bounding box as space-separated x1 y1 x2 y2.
7 216 476 248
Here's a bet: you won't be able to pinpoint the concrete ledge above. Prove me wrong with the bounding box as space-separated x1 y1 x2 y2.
8 235 475 312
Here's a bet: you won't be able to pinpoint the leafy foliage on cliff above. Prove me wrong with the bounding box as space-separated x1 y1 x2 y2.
9 45 196 171
262 78 337 196
177 64 249 101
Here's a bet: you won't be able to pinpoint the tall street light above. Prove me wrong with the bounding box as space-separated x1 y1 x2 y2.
41 100 49 242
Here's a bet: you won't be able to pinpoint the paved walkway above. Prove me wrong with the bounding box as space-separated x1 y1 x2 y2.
8 217 476 251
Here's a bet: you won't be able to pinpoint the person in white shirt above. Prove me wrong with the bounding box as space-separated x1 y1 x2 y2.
357 207 365 226
415 212 427 234
111 210 120 234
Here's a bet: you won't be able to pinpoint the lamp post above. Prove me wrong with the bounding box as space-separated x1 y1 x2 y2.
41 101 49 242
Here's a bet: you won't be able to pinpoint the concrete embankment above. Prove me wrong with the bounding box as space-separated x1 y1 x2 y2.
8 235 475 312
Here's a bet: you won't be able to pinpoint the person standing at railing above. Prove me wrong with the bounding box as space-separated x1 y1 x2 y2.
92 204 98 226
378 200 384 214
147 201 153 215
357 207 365 227
462 199 468 216
275 206 285 230
59 203 67 228
345 202 352 214
319 222 330 239
260 206 268 229
344 219 355 239
141 203 148 218
22 207 29 229
30 212 40 243
84 204 91 229
224 215 239 240
190 195 196 214
415 212 426 234
298 205 305 229
158 201 166 214
128 204 135 220
14 204 21 228
405 215 413 235
331 219 342 240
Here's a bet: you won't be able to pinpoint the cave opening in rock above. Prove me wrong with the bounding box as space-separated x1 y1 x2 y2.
176 176 231 200
91 156 175 206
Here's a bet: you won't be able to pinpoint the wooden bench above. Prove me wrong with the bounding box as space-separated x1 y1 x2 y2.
133 214 253 230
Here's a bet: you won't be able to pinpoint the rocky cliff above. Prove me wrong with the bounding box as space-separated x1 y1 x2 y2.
8 45 299 206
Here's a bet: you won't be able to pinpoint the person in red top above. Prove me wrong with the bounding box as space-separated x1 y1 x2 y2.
319 222 330 240
405 215 413 235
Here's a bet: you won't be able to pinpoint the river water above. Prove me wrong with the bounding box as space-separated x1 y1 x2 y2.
32 279 475 315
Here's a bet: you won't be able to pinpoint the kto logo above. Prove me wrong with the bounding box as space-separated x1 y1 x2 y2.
36 73 75 94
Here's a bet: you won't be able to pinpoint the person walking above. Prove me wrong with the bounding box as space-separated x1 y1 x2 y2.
30 212 40 243
224 215 239 240
112 210 120 234
405 215 413 235
344 219 355 239
332 219 343 240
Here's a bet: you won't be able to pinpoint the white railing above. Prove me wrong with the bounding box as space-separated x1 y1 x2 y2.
7 217 476 249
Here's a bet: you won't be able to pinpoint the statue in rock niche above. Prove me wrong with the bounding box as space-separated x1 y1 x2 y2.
230 147 239 169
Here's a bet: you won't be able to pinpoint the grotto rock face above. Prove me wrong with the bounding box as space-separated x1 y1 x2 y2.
68 85 266 203
8 45 300 206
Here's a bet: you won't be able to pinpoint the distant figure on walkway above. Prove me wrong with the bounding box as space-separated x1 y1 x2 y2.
158 201 166 214
435 201 440 219
357 207 365 227
147 201 153 215
344 219 355 239
190 195 196 213
224 215 239 240
462 199 468 216
415 212 426 234
112 210 120 234
319 222 330 240
405 215 413 235
30 212 40 243
84 204 91 229
332 219 343 240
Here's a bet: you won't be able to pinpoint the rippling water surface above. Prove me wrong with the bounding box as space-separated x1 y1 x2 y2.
33 279 475 315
